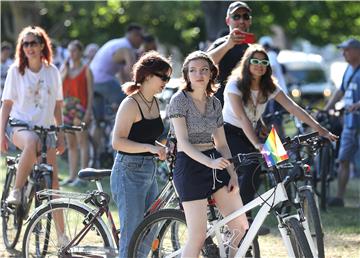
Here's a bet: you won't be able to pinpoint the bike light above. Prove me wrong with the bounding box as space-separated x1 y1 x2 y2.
323 88 332 98
291 88 301 98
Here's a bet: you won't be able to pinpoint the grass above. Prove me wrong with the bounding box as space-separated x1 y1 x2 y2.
0 145 359 257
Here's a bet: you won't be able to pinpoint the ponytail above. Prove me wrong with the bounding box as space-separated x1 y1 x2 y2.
122 81 141 95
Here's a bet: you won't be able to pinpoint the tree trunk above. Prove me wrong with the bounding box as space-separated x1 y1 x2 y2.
201 1 229 42
9 2 42 38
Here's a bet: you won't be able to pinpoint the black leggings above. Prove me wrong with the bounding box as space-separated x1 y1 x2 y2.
224 123 262 215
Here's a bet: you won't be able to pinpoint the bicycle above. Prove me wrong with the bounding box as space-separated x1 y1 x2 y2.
1 120 83 250
129 132 323 258
282 132 327 258
22 138 260 257
22 143 179 257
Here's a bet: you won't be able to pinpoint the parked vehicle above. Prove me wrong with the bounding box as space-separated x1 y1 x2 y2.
278 50 336 105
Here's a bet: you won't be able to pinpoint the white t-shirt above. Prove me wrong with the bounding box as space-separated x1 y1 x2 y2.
223 79 281 129
2 63 63 127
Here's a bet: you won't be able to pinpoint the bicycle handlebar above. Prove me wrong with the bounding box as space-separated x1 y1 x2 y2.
9 119 85 133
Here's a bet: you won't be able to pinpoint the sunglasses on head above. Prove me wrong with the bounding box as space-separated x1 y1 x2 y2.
250 58 270 66
22 40 39 48
153 72 171 82
231 13 251 21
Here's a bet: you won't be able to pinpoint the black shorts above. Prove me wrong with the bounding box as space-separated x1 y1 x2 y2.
173 149 230 203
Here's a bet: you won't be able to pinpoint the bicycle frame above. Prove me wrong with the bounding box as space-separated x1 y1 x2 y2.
167 179 317 258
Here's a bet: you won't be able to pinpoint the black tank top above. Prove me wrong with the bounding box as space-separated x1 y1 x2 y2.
118 97 164 156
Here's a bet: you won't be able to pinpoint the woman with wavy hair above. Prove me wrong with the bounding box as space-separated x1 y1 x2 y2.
0 26 65 203
110 51 172 258
168 51 249 257
222 44 338 212
0 25 68 245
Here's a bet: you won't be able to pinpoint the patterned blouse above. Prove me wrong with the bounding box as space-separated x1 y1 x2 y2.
167 90 223 144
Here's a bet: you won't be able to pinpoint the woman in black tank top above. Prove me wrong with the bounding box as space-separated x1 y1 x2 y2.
110 51 172 258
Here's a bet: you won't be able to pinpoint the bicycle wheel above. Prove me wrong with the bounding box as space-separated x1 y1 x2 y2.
1 166 22 249
128 209 260 258
22 202 114 257
300 189 324 258
286 217 313 258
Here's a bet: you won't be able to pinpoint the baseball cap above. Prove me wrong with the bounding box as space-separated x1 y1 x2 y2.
337 38 360 49
227 1 252 16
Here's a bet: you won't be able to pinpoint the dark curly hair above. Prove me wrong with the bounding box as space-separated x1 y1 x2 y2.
15 26 53 75
122 51 172 95
229 44 277 106
181 51 219 96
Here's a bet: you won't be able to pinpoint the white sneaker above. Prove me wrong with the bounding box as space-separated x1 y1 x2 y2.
6 189 21 205
57 233 70 248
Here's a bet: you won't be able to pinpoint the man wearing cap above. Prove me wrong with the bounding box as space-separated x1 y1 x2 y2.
207 1 252 106
325 38 360 207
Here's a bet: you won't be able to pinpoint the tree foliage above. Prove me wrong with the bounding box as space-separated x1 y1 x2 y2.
1 1 359 54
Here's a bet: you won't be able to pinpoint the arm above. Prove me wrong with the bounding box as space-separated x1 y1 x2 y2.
228 93 262 150
324 89 344 111
207 30 245 65
54 100 65 154
112 98 165 158
171 117 230 170
0 100 12 153
84 67 93 124
113 48 136 84
213 126 236 177
275 91 338 140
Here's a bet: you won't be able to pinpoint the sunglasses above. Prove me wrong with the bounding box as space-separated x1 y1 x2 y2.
231 13 251 21
153 73 171 82
250 58 270 66
22 40 39 48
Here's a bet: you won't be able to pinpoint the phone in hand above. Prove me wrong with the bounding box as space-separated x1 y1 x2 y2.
234 30 256 44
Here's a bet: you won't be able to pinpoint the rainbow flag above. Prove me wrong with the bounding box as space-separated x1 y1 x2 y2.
261 127 289 167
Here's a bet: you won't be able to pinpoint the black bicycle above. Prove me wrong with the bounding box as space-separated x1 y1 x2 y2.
1 120 83 249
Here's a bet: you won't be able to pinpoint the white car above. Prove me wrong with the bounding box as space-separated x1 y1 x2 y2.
278 50 336 104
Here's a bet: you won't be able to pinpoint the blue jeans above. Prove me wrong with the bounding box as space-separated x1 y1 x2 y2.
110 153 158 258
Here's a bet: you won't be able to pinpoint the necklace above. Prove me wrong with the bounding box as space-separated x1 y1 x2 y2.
138 91 155 112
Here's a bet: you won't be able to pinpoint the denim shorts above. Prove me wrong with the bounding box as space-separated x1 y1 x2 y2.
6 118 57 149
173 149 230 203
338 127 360 161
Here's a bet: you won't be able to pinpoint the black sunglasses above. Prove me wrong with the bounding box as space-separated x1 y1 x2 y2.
22 40 39 48
153 73 171 82
231 13 251 21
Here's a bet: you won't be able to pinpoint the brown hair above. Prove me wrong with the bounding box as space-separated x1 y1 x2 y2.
181 51 219 96
122 51 172 95
15 26 53 75
229 44 277 106
68 40 84 52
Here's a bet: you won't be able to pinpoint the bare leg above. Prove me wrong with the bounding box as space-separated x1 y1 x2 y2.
47 148 65 237
181 199 208 258
65 133 78 180
77 131 89 169
12 130 38 189
213 187 249 258
337 160 350 199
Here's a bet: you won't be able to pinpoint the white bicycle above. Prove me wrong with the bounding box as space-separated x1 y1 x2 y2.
129 133 321 258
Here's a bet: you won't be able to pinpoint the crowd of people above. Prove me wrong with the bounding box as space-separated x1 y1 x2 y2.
0 1 359 257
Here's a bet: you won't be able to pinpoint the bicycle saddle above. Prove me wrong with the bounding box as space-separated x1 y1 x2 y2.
78 168 112 181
